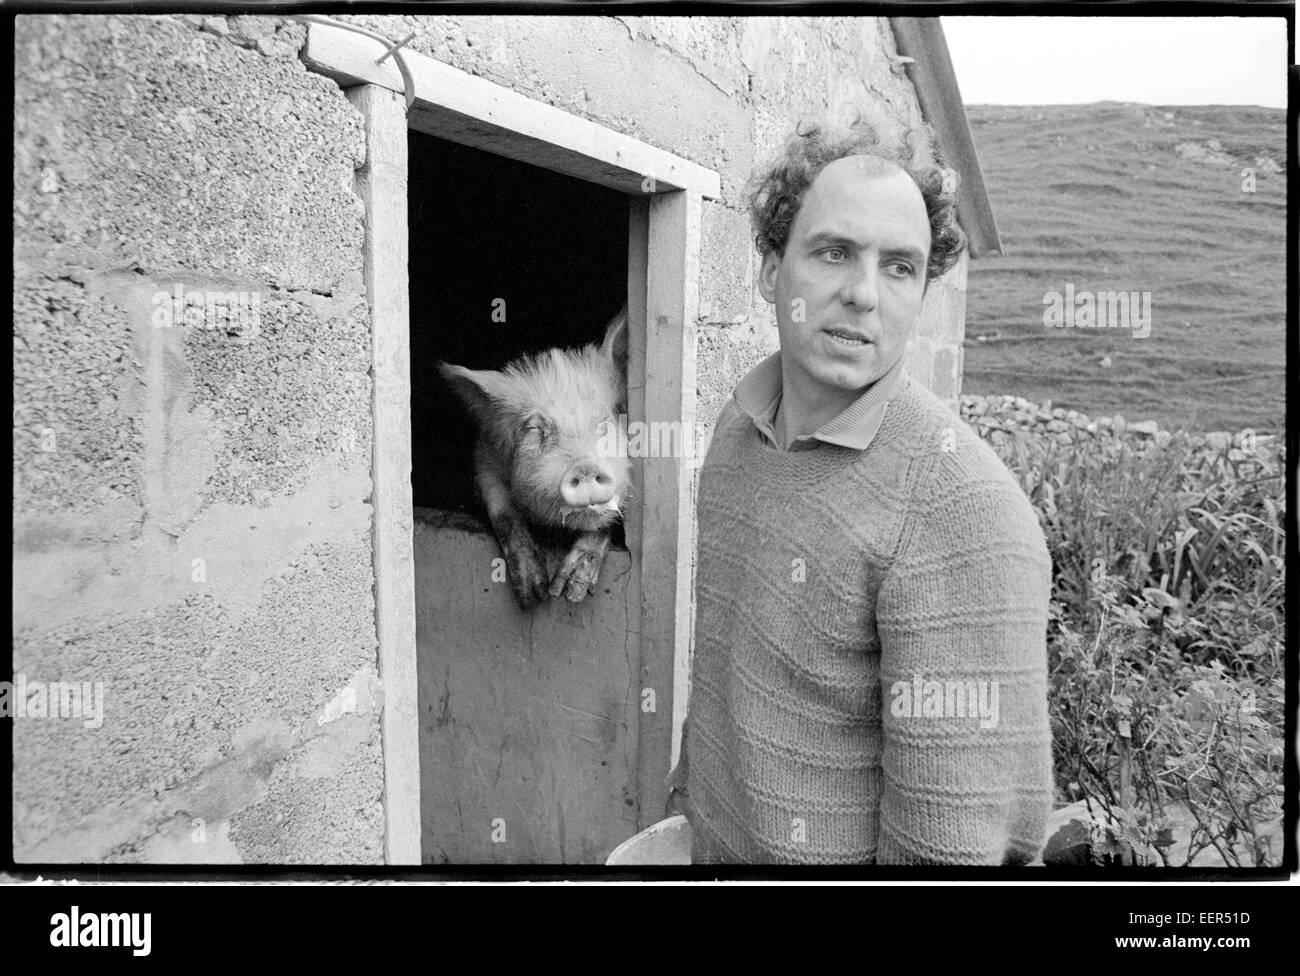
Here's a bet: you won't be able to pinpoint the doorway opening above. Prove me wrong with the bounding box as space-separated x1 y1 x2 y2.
407 129 639 863
407 130 629 522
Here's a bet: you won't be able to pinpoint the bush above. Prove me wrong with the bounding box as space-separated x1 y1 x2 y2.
962 398 1286 867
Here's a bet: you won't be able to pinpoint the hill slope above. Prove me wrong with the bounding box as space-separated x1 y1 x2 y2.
961 103 1286 434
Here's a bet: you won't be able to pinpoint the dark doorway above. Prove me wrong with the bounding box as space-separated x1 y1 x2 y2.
407 130 639 863
407 130 630 517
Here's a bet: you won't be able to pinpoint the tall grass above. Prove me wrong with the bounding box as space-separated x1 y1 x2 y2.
972 414 1286 867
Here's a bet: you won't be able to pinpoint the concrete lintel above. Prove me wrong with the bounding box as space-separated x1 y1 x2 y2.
303 21 721 201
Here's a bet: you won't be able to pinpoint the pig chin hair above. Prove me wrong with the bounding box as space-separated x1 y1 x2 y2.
560 506 620 533
517 480 621 533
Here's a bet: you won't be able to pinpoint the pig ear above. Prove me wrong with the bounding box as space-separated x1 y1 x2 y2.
437 361 515 415
601 302 629 374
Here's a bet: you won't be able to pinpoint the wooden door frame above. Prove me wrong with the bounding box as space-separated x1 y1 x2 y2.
304 22 719 863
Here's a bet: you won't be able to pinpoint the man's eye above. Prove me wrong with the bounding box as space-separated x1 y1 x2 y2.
886 262 915 277
821 247 848 262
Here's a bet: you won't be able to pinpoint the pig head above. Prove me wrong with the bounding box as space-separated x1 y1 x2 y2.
438 305 631 609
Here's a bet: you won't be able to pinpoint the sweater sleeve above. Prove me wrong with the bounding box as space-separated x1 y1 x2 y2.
875 468 1055 865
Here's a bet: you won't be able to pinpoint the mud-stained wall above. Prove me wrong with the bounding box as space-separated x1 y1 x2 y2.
11 12 968 864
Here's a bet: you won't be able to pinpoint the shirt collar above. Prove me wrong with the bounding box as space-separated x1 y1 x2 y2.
732 351 907 452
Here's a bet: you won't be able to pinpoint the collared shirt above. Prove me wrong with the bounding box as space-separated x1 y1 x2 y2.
731 351 908 452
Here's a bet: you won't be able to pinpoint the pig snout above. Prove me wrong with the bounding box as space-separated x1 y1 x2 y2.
560 460 618 508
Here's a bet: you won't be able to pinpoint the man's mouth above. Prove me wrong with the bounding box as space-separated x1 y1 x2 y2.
824 329 871 347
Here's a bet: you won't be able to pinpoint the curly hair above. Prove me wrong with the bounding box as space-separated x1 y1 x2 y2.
745 111 967 283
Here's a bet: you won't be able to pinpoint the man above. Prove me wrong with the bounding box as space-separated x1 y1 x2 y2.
666 117 1054 865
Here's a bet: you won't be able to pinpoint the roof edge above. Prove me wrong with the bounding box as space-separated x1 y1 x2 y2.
889 17 1003 258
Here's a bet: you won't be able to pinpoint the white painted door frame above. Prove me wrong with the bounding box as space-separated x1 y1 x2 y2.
304 21 718 862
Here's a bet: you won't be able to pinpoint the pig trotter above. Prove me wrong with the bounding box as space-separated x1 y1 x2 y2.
550 531 610 602
499 522 551 608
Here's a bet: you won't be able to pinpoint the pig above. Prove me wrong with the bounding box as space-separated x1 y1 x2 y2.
437 305 631 609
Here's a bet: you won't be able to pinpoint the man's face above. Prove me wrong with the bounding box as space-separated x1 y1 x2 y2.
758 156 931 401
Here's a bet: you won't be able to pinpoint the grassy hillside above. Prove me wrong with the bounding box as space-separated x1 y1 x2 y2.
961 103 1286 434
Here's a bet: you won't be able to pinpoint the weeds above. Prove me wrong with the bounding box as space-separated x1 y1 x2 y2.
969 411 1286 867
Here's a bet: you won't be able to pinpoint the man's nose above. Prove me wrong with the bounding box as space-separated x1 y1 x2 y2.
840 260 879 310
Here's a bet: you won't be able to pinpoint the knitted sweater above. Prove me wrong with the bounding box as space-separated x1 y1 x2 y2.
671 374 1054 864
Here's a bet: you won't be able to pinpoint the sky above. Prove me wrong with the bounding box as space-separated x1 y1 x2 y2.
942 17 1288 108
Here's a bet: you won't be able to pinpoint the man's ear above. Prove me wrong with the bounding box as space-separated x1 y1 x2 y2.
757 249 781 304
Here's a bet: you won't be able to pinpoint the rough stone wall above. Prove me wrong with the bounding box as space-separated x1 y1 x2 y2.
906 251 969 406
11 13 968 864
13 14 384 864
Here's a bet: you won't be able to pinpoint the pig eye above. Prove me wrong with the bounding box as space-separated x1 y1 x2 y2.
521 414 549 440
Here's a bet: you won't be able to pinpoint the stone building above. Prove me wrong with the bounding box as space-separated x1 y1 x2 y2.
12 13 996 864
